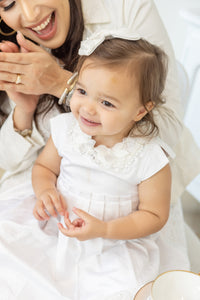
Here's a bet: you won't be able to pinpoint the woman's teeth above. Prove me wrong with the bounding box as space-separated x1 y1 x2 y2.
32 14 52 33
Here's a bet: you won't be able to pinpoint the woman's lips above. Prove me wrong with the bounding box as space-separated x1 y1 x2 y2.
28 12 57 41
80 116 101 127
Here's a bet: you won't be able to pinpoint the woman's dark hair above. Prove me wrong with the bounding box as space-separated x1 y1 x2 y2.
76 38 168 137
0 0 84 127
0 20 18 126
0 19 17 43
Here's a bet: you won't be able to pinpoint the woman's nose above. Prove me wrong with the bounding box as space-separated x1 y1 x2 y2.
19 0 40 23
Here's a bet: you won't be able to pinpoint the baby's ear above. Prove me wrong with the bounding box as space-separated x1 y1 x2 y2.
134 100 154 122
145 100 155 112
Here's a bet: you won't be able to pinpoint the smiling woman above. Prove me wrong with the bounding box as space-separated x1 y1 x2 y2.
0 0 70 48
0 0 84 193
30 13 55 40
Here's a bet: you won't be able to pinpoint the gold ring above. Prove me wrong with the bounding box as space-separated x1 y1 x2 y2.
15 74 21 85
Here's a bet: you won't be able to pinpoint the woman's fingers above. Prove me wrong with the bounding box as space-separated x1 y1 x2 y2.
0 41 19 53
16 31 44 53
0 50 60 96
0 51 35 64
0 72 21 84
0 33 65 97
0 62 25 73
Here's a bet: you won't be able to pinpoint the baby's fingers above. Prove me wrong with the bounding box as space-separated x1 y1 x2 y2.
33 201 50 221
44 197 58 217
54 193 66 216
64 211 75 230
72 218 85 227
57 223 70 236
58 222 77 237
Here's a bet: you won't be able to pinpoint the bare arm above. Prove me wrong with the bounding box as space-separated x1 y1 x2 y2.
32 136 66 220
58 164 171 241
104 164 171 239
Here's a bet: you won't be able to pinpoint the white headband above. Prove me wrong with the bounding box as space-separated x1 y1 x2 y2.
79 28 141 56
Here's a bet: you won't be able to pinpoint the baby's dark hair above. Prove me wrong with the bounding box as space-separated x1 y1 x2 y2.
76 38 168 137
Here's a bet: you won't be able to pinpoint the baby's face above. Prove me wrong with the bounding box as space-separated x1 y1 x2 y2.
70 59 147 147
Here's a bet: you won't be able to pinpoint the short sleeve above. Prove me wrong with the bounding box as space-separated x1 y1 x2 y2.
50 113 74 157
136 142 169 182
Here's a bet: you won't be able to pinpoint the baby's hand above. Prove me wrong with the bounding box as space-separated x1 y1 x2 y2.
58 207 107 241
33 188 67 221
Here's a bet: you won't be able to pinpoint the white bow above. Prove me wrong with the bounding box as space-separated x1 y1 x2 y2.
79 28 141 56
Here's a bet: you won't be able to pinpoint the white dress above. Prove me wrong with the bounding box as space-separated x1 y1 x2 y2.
1 0 200 277
0 113 190 300
51 113 168 299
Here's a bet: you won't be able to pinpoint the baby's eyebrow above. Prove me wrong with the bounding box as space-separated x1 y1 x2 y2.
99 93 120 103
76 81 85 88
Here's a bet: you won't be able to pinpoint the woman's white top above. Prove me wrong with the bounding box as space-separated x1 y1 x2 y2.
1 0 200 200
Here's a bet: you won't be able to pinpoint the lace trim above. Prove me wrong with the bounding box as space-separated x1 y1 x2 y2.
64 115 146 173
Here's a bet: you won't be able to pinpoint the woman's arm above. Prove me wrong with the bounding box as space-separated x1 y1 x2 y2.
0 107 45 171
58 164 171 241
0 40 45 171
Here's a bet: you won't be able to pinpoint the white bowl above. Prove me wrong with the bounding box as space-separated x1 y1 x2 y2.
134 281 153 300
151 270 200 300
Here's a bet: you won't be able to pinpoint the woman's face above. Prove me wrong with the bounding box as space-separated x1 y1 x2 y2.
0 0 70 49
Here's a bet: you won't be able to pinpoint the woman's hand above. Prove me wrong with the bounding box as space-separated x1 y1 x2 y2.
33 188 67 221
0 40 19 53
0 32 70 98
0 38 40 129
58 207 107 241
0 39 40 112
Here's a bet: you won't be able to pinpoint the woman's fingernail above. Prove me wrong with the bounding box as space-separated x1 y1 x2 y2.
17 31 24 39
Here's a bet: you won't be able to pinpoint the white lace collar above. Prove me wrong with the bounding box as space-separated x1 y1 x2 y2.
66 115 146 173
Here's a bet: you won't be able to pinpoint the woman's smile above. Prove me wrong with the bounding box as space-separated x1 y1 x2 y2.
27 11 57 41
0 0 70 49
